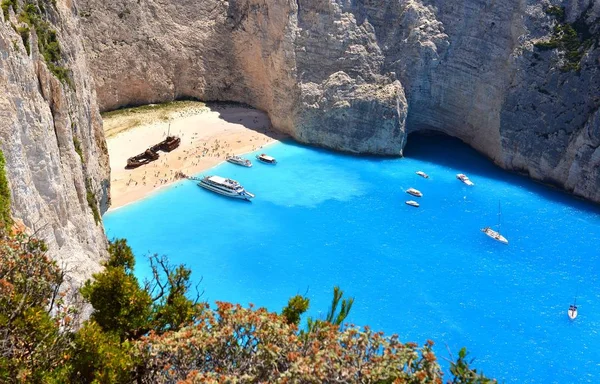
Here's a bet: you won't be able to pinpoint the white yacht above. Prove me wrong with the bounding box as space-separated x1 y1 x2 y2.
481 227 508 245
406 188 423 197
405 200 420 207
416 171 429 179
256 153 277 164
456 173 474 186
227 155 252 167
198 175 255 200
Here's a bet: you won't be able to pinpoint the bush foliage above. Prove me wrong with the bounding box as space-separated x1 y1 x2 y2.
85 179 101 225
0 150 11 236
0 232 74 383
534 5 597 72
0 236 496 383
2 0 72 84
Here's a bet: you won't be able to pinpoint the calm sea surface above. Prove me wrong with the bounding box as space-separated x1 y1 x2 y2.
103 135 600 383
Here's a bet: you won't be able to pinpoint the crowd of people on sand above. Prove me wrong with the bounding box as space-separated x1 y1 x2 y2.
120 126 275 192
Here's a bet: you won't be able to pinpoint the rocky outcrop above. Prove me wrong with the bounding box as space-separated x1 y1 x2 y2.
78 0 600 203
0 0 109 284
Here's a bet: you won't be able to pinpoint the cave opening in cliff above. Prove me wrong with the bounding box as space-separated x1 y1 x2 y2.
403 130 485 172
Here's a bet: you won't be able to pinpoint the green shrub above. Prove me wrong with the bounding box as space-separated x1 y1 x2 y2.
281 294 310 325
0 233 75 383
81 239 153 339
545 6 565 21
0 150 11 235
533 40 559 50
535 5 598 72
16 25 30 55
85 179 101 225
449 347 497 383
71 320 137 384
1 0 16 20
73 137 84 163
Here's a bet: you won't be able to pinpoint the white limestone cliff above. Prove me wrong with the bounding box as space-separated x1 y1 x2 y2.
0 0 109 284
79 0 600 202
0 0 598 283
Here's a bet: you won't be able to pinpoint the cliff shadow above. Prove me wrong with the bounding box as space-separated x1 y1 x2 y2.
205 101 288 142
403 131 600 213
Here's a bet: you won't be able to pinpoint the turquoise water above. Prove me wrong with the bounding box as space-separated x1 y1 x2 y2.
104 135 600 383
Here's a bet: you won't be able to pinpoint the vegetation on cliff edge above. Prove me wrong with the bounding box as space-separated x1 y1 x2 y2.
0 236 496 383
534 5 598 72
1 0 16 20
73 137 84 163
0 150 12 236
2 0 72 85
85 179 101 225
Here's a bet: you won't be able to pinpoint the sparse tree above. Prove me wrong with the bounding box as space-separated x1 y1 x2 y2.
307 285 354 333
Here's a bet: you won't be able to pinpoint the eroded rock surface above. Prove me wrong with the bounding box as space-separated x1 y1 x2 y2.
2 0 598 276
79 0 600 202
0 0 109 284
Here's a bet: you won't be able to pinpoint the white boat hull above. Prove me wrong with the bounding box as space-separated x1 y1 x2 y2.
457 174 474 186
405 200 419 207
256 154 277 164
568 308 578 320
416 171 429 179
198 182 254 200
406 188 423 197
481 227 508 244
257 158 276 165
227 158 252 167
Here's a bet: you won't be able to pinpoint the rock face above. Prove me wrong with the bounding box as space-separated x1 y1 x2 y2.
1 0 599 282
79 0 600 203
0 0 109 284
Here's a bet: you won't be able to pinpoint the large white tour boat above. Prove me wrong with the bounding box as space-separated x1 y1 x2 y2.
227 155 252 167
456 173 474 186
198 175 255 200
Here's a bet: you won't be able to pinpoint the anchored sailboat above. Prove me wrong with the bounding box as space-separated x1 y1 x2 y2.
481 202 508 245
568 298 578 320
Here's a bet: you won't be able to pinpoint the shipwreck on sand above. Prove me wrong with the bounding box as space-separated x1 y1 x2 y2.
125 135 181 169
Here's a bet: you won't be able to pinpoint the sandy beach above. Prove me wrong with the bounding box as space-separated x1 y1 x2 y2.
104 102 285 209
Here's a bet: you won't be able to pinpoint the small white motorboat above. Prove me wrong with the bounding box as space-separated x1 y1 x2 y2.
405 200 420 207
568 301 578 320
406 188 423 197
456 173 474 186
256 153 277 164
481 227 508 245
227 155 252 167
416 171 429 179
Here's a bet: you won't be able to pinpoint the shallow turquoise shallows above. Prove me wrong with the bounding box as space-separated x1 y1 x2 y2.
103 135 600 383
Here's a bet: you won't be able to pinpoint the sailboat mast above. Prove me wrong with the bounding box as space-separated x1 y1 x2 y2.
498 201 502 232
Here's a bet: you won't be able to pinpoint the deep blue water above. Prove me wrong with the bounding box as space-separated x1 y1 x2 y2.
103 135 600 383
